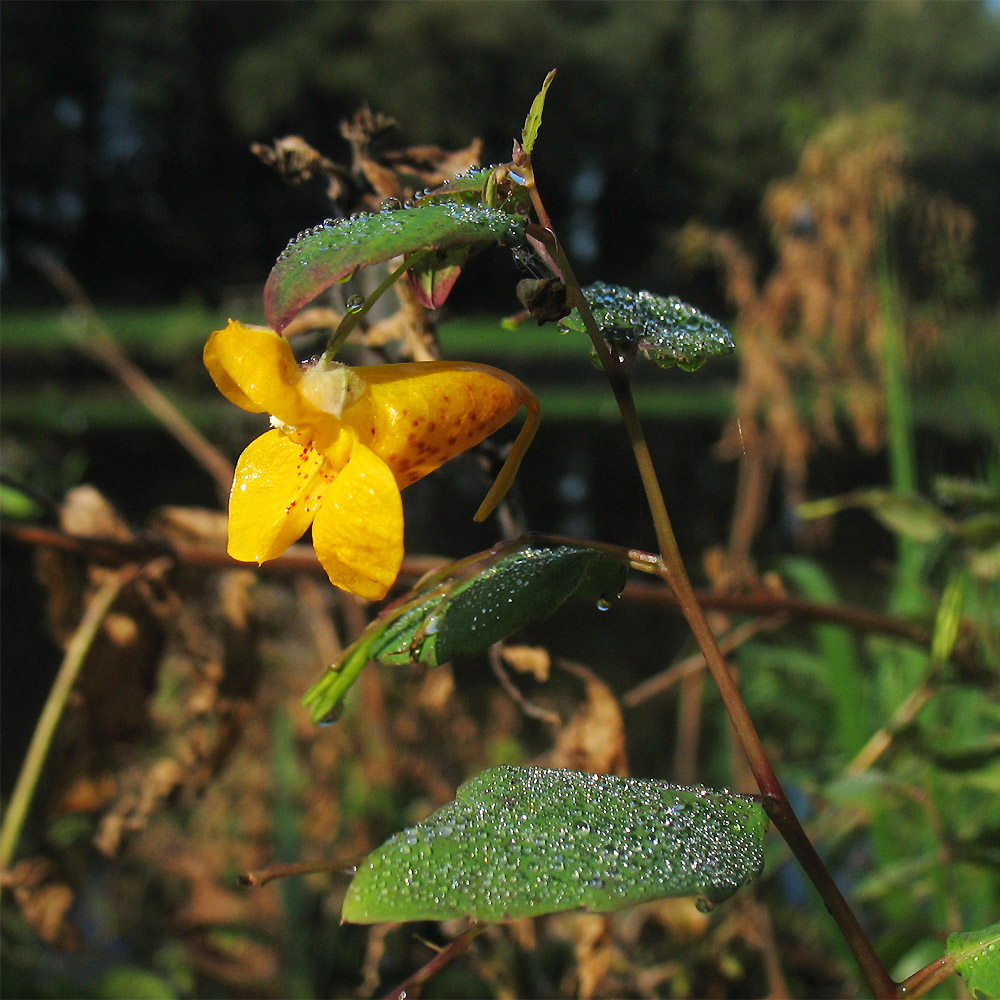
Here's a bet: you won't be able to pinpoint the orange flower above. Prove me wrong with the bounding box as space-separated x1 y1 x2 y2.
204 320 538 599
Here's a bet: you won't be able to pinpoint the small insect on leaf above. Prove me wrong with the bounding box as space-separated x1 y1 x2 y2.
343 765 768 923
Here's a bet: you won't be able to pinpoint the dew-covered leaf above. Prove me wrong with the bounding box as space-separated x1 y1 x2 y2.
342 765 767 923
947 921 1000 999
558 281 734 371
265 204 528 331
302 539 628 724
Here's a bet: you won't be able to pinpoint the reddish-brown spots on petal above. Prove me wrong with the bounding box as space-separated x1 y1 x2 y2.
428 421 437 431
447 435 458 445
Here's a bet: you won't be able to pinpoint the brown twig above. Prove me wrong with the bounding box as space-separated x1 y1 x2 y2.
623 613 789 708
238 860 361 888
381 923 487 1000
28 249 235 503
4 522 977 674
487 644 562 725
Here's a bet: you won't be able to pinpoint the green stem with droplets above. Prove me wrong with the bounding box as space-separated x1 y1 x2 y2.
320 250 431 364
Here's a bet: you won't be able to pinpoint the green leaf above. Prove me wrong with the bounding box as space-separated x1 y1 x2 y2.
858 490 953 543
0 482 43 520
343 765 767 923
558 282 735 371
798 489 952 543
302 539 628 724
95 966 178 1000
947 921 1000 999
264 204 528 331
934 476 1000 514
522 69 557 156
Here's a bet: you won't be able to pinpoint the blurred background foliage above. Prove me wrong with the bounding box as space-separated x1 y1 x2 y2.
2 2 999 998
3 0 999 309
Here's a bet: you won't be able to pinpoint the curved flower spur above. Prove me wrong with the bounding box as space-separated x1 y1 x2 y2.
204 320 539 600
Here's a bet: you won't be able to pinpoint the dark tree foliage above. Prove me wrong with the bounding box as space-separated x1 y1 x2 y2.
2 0 999 308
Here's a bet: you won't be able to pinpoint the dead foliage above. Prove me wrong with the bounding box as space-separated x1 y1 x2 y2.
677 106 975 581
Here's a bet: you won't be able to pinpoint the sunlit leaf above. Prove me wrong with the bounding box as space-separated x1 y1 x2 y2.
342 765 767 923
522 69 557 156
0 483 43 520
558 281 735 371
302 539 628 723
265 204 528 331
947 921 1000 999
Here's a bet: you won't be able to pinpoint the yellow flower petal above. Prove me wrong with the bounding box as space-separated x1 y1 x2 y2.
310 443 403 600
204 319 327 426
227 429 331 563
345 362 525 488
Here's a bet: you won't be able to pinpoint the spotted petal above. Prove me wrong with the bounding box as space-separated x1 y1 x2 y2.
311 444 404 600
347 362 525 487
204 319 327 426
227 429 330 563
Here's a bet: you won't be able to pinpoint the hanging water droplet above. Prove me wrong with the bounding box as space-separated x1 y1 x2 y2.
345 294 365 314
596 597 612 612
319 704 344 726
695 896 716 914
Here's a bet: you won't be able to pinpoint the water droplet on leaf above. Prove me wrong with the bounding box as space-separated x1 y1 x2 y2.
345 294 365 314
319 704 344 726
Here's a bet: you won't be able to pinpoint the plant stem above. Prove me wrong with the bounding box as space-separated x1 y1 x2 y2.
320 251 430 364
877 233 923 612
382 923 487 1000
539 224 896 997
0 569 135 874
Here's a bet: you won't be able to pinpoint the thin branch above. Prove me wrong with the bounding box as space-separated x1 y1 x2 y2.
488 645 561 725
0 567 138 873
381 923 487 1000
28 249 234 503
239 860 361 888
3 523 968 669
897 955 956 999
623 613 788 708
